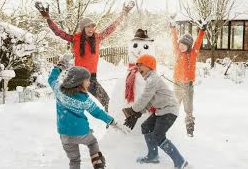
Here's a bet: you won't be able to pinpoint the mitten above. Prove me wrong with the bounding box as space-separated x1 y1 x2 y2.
57 54 73 70
123 111 142 130
122 1 135 15
169 13 177 28
198 19 208 31
35 1 50 19
122 107 136 118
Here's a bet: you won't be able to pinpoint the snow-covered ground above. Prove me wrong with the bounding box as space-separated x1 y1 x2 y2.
0 60 248 169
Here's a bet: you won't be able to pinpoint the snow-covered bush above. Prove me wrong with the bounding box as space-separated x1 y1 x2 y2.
0 21 49 90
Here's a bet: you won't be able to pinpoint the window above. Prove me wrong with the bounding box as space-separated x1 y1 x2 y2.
217 25 229 49
185 22 192 35
244 22 248 50
230 21 244 50
179 22 191 36
201 36 210 49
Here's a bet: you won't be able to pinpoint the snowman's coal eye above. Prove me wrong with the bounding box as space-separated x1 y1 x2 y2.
133 43 138 48
144 44 149 49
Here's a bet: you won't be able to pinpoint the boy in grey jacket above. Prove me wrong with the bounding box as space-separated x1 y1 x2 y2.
122 55 188 169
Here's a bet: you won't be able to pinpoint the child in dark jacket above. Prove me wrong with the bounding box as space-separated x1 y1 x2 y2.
48 57 117 169
122 55 188 169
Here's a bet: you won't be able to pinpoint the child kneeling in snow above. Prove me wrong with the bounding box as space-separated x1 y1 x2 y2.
122 55 188 169
48 56 117 169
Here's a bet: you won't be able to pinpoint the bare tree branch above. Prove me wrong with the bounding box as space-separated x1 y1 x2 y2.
95 0 116 28
0 0 8 11
182 0 237 67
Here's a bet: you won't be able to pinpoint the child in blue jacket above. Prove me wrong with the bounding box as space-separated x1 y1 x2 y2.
48 57 116 169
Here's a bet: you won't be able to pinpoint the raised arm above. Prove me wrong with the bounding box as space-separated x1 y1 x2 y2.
98 15 124 41
48 67 62 91
47 19 73 43
35 2 73 43
98 1 135 40
192 29 205 56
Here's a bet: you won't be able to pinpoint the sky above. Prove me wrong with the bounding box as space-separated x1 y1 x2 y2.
1 0 180 14
2 0 247 20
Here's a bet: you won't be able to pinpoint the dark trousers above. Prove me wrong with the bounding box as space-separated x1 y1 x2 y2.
141 113 177 158
88 74 109 111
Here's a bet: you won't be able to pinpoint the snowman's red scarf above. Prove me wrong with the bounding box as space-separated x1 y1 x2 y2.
125 63 137 103
125 63 157 113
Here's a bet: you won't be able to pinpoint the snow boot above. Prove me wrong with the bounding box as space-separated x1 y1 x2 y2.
185 116 195 137
186 121 195 137
91 152 106 169
159 139 187 169
144 133 159 158
136 155 160 164
136 133 160 164
175 161 188 169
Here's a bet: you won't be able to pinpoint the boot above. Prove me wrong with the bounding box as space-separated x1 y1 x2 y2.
185 116 195 137
136 133 160 164
186 121 195 137
159 139 187 169
91 152 105 169
136 155 160 164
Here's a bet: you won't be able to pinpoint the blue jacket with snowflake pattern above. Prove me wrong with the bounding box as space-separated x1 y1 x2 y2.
48 67 114 135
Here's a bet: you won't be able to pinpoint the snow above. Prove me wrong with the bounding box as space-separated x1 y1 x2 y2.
0 69 16 78
0 21 34 43
0 59 248 169
0 21 48 62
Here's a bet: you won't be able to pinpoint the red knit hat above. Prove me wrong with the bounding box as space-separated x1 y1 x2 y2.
136 55 156 70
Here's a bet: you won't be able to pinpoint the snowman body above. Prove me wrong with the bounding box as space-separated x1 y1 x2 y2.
109 39 155 121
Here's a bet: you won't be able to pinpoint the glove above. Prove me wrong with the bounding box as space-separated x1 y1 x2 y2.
169 13 177 28
35 1 50 19
56 54 73 70
122 1 135 15
198 19 208 31
124 111 142 130
122 107 136 118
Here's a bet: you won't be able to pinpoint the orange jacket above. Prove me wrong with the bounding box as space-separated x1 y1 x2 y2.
72 33 101 73
171 27 205 83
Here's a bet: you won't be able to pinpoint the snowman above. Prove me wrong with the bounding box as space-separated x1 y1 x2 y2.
109 29 155 121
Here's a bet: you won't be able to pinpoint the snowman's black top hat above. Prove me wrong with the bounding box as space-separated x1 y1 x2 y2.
132 29 154 41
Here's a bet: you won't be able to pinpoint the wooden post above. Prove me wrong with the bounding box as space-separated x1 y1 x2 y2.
3 79 9 104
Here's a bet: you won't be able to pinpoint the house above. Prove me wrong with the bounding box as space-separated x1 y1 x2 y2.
174 0 248 62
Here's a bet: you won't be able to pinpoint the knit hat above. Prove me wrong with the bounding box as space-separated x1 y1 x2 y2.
179 34 194 50
61 66 91 89
79 17 96 30
136 54 156 70
132 29 154 41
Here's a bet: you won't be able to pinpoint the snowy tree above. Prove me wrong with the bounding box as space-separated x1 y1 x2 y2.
183 0 235 67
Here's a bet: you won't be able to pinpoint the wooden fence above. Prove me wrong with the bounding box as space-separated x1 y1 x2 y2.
46 46 129 65
46 56 59 64
100 46 128 65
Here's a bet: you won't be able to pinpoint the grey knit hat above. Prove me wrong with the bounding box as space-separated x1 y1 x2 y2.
61 66 91 89
79 17 96 30
179 34 194 50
